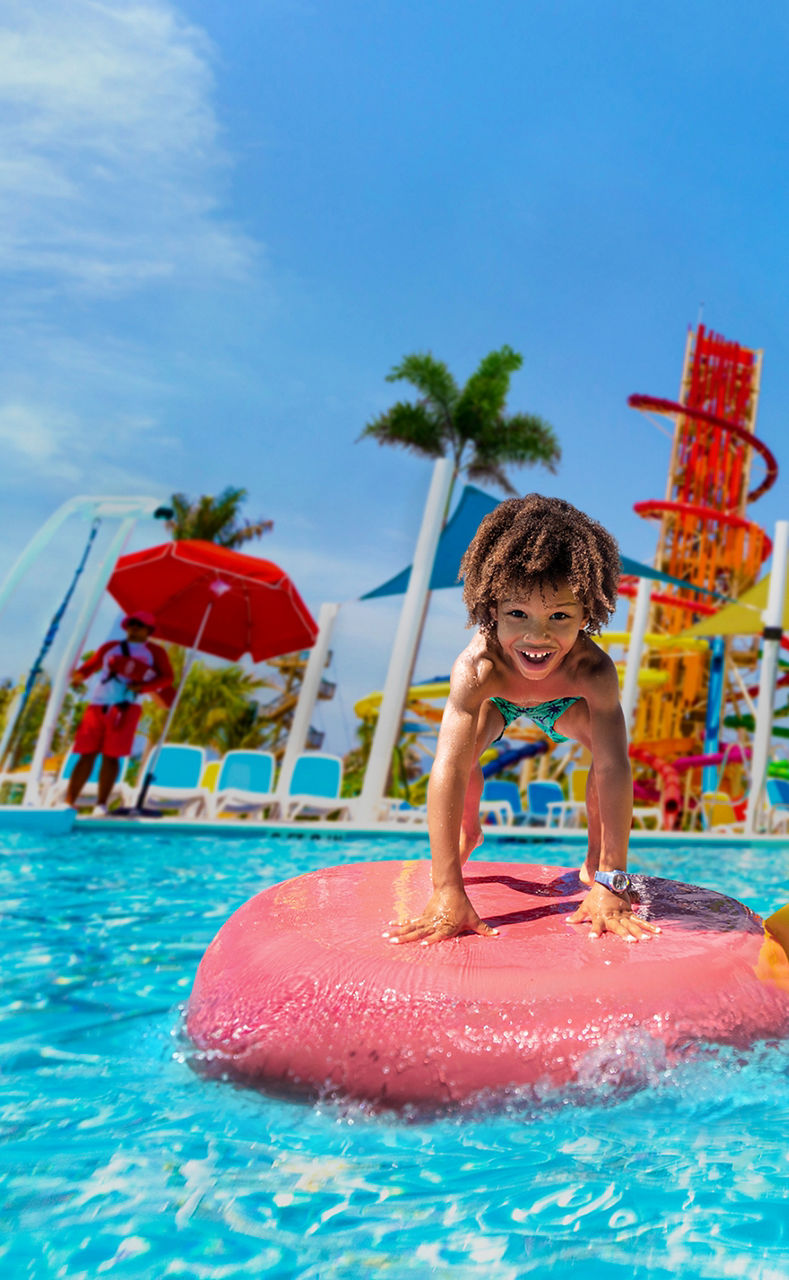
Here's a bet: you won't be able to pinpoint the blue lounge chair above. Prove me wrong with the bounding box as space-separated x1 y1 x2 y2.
46 750 128 809
480 779 527 826
525 780 566 827
282 753 350 820
766 778 789 833
211 750 277 820
125 744 206 817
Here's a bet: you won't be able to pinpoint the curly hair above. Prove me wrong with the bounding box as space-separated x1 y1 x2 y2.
460 493 620 636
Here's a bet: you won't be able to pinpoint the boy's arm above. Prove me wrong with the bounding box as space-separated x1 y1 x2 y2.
385 664 498 946
587 689 632 874
568 662 660 941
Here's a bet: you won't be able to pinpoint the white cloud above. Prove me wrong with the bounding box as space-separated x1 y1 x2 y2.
0 398 178 491
0 0 257 294
0 402 85 483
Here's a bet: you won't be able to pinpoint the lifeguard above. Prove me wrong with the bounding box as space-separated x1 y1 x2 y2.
68 612 174 814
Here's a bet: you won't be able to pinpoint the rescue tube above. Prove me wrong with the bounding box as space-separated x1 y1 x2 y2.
187 861 789 1107
107 652 152 684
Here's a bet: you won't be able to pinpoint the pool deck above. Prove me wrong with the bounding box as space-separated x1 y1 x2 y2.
73 813 789 845
0 804 76 833
0 802 786 845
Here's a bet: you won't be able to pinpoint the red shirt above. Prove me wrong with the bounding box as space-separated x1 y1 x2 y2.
74 640 174 706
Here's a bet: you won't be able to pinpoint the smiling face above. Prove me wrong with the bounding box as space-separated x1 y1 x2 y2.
493 578 588 681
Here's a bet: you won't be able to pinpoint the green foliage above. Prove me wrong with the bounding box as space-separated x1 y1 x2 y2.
391 735 425 800
360 346 560 494
341 718 423 799
166 486 273 548
2 674 86 769
0 679 13 736
139 647 273 757
404 771 430 807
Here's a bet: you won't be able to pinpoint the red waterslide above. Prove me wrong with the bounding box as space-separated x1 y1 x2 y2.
628 746 682 829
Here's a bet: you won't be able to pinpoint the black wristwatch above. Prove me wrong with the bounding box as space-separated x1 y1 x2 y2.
594 870 632 895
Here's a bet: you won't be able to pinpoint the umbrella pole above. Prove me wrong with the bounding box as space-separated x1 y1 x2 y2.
134 601 214 812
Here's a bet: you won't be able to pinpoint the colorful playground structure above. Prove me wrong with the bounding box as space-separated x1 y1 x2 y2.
353 325 784 828
621 325 779 826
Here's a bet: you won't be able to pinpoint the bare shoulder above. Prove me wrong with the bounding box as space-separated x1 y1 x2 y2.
449 633 500 709
571 634 620 706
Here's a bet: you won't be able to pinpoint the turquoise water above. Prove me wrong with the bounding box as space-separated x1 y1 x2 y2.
2 828 789 1279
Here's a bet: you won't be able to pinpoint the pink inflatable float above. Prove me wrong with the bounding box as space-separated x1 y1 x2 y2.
187 861 789 1107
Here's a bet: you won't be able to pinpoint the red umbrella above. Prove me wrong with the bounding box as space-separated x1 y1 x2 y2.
107 540 317 661
106 541 318 813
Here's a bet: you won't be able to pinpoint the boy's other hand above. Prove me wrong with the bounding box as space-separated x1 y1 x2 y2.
384 887 499 946
567 883 661 942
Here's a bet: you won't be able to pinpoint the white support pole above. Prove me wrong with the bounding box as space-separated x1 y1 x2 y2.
0 496 165 620
620 576 652 741
23 516 138 805
745 520 789 835
0 499 82 619
274 602 340 805
357 457 454 823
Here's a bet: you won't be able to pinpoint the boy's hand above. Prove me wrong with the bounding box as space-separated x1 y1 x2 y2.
566 883 661 942
384 886 499 946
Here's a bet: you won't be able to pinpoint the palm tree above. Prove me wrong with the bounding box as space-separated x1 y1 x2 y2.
1 673 85 772
360 346 560 495
166 487 273 548
356 347 561 811
139 647 273 761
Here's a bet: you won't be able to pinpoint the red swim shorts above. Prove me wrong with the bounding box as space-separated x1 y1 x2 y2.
73 703 142 759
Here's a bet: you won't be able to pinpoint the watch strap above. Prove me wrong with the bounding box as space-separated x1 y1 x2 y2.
594 869 631 895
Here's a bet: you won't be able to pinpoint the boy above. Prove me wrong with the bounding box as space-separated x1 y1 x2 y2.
387 494 660 946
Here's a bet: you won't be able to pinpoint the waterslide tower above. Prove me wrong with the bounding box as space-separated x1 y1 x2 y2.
626 325 777 797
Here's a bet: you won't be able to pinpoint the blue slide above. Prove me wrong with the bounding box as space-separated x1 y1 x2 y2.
482 741 549 778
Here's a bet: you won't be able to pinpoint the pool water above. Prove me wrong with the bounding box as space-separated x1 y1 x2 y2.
2 829 789 1279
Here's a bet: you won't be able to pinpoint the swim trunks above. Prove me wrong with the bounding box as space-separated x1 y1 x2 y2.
73 702 142 758
489 695 582 743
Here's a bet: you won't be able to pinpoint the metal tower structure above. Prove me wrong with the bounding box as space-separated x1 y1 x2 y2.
625 326 778 807
630 326 774 633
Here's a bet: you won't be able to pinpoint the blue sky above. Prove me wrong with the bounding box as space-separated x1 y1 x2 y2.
1 0 788 757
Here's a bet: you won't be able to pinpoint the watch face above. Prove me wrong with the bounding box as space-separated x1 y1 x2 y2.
611 872 630 893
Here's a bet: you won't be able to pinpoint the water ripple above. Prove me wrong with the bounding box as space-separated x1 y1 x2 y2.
2 829 788 1278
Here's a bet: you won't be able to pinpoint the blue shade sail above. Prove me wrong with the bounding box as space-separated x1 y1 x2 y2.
361 484 726 600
